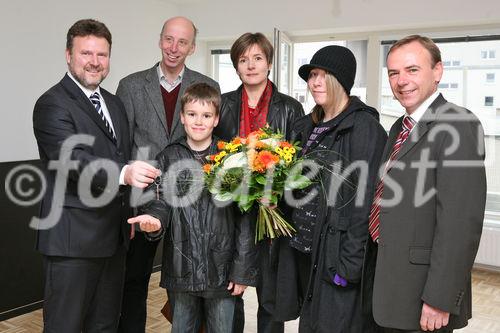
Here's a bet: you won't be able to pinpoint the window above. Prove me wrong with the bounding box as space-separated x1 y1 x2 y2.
482 50 496 59
380 37 500 216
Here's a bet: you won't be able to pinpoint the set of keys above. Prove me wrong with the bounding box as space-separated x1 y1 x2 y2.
154 173 162 200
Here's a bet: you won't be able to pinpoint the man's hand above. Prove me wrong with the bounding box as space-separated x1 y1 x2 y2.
420 302 450 331
128 214 162 233
124 161 160 188
227 282 247 296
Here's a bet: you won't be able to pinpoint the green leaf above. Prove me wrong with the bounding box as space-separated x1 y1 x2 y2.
285 175 312 190
256 174 267 185
214 192 232 202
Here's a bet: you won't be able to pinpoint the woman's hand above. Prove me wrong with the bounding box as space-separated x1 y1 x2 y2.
227 281 248 296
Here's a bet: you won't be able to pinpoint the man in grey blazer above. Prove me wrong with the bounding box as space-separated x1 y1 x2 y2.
370 35 486 332
116 16 219 332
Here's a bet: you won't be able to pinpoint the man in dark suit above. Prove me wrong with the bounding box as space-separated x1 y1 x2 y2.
116 16 220 332
370 35 486 332
32 19 159 332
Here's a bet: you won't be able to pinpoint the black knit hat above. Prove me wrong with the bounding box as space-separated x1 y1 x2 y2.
298 45 357 94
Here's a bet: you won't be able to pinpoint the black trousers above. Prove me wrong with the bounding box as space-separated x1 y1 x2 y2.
117 232 160 333
42 247 126 333
233 241 284 333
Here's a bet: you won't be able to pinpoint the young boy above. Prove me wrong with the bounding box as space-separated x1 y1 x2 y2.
128 83 258 333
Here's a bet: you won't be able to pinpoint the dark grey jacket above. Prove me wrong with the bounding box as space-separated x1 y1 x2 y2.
142 137 258 295
117 64 220 160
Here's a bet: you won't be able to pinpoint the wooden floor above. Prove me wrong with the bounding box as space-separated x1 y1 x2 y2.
1 268 499 332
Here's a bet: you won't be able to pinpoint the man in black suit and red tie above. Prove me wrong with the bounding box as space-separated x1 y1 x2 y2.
32 19 159 332
368 35 486 332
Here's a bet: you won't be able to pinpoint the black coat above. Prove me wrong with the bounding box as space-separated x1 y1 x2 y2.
214 82 304 315
279 97 387 332
33 74 132 257
143 137 259 296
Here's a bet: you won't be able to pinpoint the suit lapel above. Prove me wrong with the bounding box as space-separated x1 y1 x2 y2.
61 75 116 144
267 86 281 129
395 94 445 161
144 65 168 136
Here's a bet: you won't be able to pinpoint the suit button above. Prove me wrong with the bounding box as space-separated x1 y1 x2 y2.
313 264 317 272
307 294 312 301
116 150 122 156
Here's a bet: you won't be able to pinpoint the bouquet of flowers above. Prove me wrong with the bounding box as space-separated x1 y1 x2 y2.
203 126 312 242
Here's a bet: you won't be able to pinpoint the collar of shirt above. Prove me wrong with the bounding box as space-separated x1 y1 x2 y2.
66 71 115 131
405 90 440 128
157 64 184 92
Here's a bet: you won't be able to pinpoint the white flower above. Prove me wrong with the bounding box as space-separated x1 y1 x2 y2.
260 138 279 148
222 152 247 170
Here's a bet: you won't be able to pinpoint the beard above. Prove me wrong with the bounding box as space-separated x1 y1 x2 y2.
69 64 108 90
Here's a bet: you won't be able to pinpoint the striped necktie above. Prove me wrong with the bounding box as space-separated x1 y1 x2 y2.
89 92 116 140
368 116 416 242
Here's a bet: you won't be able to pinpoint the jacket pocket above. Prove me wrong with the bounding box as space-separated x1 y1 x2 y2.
208 234 233 286
321 217 349 283
408 247 432 265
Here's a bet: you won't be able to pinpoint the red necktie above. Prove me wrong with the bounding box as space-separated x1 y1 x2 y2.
368 116 416 242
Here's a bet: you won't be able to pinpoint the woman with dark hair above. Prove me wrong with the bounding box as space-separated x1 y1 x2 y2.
289 45 387 332
214 32 304 333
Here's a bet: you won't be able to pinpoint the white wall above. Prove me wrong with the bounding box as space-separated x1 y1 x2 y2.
3 0 500 162
1 0 180 162
180 0 500 39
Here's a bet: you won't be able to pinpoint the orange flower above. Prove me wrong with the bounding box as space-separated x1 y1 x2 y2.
253 151 280 173
255 141 266 149
217 140 227 150
202 164 212 174
280 141 293 148
232 137 242 145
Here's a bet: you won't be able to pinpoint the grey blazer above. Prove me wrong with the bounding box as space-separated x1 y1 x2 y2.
372 94 486 330
116 64 220 160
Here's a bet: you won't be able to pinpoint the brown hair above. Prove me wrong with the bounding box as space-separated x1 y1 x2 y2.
387 34 442 67
66 19 112 52
230 32 274 69
181 83 221 116
310 72 349 124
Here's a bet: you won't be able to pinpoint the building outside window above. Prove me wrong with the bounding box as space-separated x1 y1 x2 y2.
381 37 500 215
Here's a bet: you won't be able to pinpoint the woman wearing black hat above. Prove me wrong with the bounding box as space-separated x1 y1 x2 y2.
286 45 387 332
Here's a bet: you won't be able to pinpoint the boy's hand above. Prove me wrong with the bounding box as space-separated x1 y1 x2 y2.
128 214 162 232
227 281 247 296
